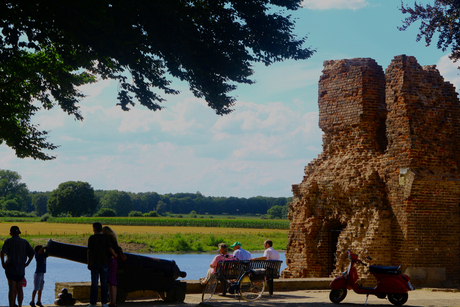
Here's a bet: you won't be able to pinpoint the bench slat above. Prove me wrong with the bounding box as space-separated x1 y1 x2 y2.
215 260 282 279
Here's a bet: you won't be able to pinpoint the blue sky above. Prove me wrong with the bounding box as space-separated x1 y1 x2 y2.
1 0 458 197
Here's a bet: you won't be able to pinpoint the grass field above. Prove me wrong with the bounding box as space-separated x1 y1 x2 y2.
0 222 288 253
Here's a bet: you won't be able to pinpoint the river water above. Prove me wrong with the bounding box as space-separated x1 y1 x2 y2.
0 252 286 306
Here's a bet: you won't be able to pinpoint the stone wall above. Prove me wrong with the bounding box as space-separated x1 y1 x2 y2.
283 55 460 287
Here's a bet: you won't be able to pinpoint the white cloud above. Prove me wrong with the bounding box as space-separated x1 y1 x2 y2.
232 133 284 158
80 78 117 102
302 0 369 10
213 101 301 135
60 135 83 142
34 108 66 129
436 55 460 90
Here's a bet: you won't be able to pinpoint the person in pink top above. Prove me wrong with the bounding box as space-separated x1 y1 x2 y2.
200 243 233 285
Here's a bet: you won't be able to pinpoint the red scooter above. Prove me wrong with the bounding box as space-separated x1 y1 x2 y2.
329 250 413 305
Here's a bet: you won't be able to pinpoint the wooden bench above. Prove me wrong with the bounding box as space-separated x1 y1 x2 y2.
249 260 283 295
215 260 283 296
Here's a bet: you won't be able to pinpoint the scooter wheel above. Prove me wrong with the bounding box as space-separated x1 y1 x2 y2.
329 288 347 303
388 293 408 306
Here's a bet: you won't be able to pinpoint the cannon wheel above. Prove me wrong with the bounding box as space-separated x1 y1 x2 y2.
165 286 186 303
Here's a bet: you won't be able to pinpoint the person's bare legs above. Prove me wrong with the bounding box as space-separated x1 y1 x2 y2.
36 290 43 306
31 290 37 305
8 279 23 307
108 284 117 305
8 279 16 307
16 280 24 307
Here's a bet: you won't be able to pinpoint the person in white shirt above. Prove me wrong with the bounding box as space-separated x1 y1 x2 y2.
251 239 280 261
230 242 251 260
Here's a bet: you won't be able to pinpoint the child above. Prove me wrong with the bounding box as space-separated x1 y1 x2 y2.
30 245 48 307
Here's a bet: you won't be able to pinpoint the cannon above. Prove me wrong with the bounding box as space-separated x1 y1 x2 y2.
46 239 187 303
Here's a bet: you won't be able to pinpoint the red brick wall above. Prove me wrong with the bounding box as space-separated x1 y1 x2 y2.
284 55 460 287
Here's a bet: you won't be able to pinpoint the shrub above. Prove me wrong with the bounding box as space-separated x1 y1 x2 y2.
128 211 143 217
40 213 51 222
94 208 117 217
143 211 159 217
0 210 36 217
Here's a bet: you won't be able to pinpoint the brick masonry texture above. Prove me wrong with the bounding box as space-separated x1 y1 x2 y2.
283 55 460 287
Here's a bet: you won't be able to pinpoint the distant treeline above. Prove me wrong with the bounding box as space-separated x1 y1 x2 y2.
0 169 291 218
102 191 292 216
32 190 291 218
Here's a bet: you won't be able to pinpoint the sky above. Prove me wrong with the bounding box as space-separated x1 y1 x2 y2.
1 0 459 198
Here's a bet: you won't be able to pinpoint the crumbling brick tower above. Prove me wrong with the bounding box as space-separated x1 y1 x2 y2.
283 55 460 287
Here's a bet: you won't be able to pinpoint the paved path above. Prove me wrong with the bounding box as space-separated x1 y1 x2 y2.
88 289 460 307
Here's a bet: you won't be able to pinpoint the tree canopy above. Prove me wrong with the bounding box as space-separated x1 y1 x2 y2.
1 0 314 160
47 181 97 216
100 190 133 216
0 169 29 211
32 192 49 216
400 1 460 63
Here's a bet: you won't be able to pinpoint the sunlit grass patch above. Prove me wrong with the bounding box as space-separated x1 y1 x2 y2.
0 222 288 252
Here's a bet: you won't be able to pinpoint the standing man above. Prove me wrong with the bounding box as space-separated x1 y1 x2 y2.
251 239 280 261
1 226 35 307
230 242 252 260
87 222 115 307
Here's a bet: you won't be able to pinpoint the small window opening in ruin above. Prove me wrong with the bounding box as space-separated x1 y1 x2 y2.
376 114 388 153
327 220 346 275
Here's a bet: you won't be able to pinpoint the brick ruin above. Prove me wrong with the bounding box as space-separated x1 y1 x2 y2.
283 55 460 287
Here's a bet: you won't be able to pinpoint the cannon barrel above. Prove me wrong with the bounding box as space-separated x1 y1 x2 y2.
46 239 187 302
46 239 187 279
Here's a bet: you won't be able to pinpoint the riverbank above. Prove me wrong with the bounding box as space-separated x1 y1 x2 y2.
0 222 288 253
29 237 286 254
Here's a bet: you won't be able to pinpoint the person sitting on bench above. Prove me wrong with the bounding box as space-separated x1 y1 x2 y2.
199 243 234 286
251 240 280 261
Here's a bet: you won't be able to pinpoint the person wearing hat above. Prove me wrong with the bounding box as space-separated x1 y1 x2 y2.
230 242 251 261
199 242 233 286
1 226 35 307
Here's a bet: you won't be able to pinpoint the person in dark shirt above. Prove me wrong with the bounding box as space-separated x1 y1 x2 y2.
30 245 48 307
1 226 35 307
87 222 116 307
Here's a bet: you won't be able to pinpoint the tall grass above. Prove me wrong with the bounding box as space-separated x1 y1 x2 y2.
46 217 290 229
0 220 289 253
118 231 288 253
0 232 287 253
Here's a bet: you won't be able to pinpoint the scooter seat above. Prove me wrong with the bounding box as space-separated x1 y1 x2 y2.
369 265 401 275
